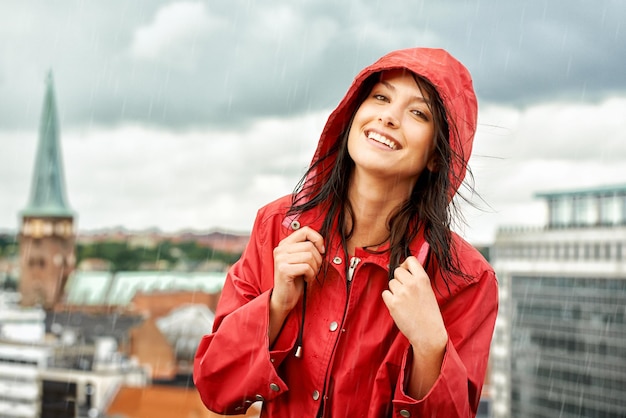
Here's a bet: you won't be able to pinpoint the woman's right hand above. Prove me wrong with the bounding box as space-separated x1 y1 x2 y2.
271 226 325 314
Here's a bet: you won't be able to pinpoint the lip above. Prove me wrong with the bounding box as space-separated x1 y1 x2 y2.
365 129 401 150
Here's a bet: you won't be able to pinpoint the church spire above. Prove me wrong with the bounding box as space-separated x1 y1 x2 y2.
21 70 74 218
18 71 76 309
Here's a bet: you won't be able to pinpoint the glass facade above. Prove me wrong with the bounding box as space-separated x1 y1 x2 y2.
541 187 626 228
494 185 626 418
510 275 626 417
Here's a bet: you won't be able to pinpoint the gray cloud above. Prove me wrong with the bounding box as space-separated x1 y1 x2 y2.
2 0 626 244
1 0 624 131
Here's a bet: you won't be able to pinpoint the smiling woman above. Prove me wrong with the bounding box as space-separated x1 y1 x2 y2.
193 47 498 418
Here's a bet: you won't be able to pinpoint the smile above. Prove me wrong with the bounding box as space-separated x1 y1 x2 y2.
367 131 399 150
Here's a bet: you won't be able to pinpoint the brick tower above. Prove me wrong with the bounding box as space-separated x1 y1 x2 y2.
18 72 76 309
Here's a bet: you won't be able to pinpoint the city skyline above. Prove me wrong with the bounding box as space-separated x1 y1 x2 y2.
1 0 625 244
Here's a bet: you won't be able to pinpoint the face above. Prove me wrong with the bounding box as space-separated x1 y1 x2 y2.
347 69 437 189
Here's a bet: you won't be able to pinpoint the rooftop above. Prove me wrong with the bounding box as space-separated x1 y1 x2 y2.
535 183 626 199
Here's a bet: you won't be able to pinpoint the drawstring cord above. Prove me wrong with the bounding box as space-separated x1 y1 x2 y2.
294 281 307 358
293 242 429 360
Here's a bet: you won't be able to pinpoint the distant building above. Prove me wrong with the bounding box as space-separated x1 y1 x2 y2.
7 72 237 418
0 342 49 417
0 296 148 418
18 72 76 309
490 184 626 417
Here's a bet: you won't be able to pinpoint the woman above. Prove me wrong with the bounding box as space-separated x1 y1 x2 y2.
194 47 498 417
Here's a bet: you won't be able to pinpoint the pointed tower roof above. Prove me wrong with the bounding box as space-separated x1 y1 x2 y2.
21 71 74 218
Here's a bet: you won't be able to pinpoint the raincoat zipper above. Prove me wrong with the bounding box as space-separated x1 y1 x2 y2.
318 256 361 417
347 256 361 283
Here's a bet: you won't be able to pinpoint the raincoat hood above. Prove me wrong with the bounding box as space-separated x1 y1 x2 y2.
309 47 477 198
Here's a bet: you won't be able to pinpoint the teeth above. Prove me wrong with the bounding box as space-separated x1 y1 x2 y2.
367 131 397 150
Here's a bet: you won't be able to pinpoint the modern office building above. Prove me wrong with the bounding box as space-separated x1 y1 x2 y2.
490 184 626 417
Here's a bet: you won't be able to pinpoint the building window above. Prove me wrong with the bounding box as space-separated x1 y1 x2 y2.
550 197 572 227
572 195 596 226
28 257 46 268
599 193 620 225
564 243 572 260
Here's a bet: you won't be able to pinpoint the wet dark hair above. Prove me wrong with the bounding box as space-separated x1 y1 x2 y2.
289 70 471 288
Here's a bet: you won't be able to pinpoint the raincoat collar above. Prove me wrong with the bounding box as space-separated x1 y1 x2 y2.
283 202 429 269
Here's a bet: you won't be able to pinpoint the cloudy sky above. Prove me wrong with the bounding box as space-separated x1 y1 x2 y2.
1 0 625 244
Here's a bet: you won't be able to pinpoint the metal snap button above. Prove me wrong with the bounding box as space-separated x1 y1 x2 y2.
312 390 320 401
329 321 338 332
269 383 280 392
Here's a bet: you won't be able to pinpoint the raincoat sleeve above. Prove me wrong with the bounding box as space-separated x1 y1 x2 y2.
392 265 498 417
193 204 301 414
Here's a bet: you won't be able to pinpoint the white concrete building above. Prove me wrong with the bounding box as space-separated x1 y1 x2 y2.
0 343 48 418
0 292 148 418
491 184 626 417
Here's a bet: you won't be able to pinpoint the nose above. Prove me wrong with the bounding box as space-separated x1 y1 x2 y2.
379 105 401 128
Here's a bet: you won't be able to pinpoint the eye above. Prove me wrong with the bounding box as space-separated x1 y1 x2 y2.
372 93 389 102
410 108 430 121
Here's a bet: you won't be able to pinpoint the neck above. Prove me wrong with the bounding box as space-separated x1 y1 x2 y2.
345 169 413 254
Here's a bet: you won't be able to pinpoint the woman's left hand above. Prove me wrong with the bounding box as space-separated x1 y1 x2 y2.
382 255 448 398
382 255 447 360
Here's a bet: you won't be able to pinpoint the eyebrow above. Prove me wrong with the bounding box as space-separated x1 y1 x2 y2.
379 80 430 105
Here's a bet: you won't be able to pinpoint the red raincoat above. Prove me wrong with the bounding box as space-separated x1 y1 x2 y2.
194 48 498 417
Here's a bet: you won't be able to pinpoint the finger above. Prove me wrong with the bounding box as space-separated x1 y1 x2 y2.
298 226 326 254
387 278 401 294
279 250 323 273
284 226 325 254
279 242 324 270
276 249 317 264
393 264 411 284
278 263 318 281
275 256 319 277
275 251 320 277
276 240 323 258
400 255 426 276
381 289 393 308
